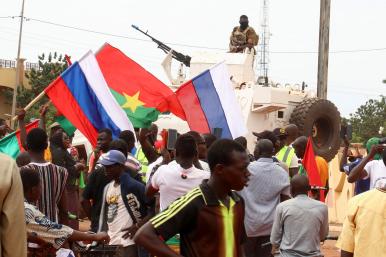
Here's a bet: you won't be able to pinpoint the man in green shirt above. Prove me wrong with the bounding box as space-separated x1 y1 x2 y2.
134 139 251 257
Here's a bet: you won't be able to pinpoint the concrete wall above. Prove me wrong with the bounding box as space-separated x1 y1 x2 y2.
327 147 366 224
0 67 18 89
327 153 354 224
0 60 31 121
0 88 11 121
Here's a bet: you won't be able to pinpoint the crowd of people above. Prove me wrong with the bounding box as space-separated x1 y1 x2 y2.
0 108 385 257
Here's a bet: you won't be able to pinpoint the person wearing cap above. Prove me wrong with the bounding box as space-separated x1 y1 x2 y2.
253 130 289 173
272 128 287 151
82 140 136 233
97 150 148 257
275 125 300 177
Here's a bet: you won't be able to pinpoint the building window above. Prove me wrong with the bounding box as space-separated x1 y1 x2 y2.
278 111 284 119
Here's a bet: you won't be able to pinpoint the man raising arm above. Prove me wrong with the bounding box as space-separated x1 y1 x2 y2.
347 144 384 184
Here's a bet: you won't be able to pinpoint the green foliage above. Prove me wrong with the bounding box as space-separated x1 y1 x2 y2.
6 52 68 124
349 95 386 143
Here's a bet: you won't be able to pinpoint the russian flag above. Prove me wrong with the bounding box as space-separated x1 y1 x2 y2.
176 63 247 139
45 52 134 147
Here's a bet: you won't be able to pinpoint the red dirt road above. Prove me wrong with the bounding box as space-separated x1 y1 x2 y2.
80 220 341 257
321 240 340 257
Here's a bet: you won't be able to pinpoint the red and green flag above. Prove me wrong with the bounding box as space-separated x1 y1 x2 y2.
95 43 186 128
300 137 325 202
0 120 39 159
54 110 77 137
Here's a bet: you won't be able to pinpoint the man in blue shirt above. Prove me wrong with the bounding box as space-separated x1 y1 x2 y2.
340 137 380 195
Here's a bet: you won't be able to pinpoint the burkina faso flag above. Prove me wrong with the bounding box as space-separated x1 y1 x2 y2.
96 43 186 128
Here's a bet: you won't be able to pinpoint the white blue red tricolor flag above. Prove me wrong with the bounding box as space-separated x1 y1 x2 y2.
176 63 247 139
45 51 134 146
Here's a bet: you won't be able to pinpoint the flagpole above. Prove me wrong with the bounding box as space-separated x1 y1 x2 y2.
10 53 71 121
11 91 48 121
10 0 26 128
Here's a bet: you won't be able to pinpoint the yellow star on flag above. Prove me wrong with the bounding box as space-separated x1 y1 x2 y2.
121 91 144 113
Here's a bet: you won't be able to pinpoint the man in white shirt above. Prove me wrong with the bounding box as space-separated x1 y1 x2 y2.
348 144 386 189
186 131 211 172
146 133 210 211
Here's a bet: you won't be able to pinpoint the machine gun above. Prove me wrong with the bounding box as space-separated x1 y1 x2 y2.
131 25 191 67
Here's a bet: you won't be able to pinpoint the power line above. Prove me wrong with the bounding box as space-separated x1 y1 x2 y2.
2 15 386 54
26 17 386 54
270 48 386 54
0 16 18 19
25 17 226 51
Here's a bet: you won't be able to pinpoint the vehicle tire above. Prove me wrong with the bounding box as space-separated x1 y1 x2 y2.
289 98 341 162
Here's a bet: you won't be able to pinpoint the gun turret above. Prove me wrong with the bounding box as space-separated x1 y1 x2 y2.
132 25 191 67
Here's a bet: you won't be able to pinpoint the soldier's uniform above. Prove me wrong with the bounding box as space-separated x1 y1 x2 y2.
229 26 259 53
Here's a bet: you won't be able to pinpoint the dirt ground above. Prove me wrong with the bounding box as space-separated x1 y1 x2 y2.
80 220 341 257
321 240 340 257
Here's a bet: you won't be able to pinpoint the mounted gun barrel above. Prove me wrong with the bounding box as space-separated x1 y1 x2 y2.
132 25 191 67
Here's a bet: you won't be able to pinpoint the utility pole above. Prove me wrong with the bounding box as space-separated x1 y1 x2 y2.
317 0 331 99
11 0 26 128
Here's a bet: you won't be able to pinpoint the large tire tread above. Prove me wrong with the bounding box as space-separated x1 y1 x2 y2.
290 98 341 162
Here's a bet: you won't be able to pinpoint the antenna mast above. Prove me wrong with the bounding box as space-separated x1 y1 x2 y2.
258 0 270 86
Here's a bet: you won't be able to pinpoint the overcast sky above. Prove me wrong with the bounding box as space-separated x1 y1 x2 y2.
1 0 385 117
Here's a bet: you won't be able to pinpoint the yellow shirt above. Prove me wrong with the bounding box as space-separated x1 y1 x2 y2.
44 148 52 162
315 156 328 187
0 153 27 257
336 188 386 256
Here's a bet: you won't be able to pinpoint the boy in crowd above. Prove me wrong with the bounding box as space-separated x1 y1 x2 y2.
97 150 149 257
24 128 69 225
20 167 109 252
82 140 143 232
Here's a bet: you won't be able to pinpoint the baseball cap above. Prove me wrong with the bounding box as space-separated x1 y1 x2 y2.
49 122 61 130
273 127 288 138
98 150 126 166
366 137 381 160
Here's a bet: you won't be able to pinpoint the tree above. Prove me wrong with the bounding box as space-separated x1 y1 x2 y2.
349 95 386 143
6 52 68 124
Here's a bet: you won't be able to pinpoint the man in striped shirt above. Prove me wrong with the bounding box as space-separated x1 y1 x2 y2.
135 139 251 257
24 128 69 225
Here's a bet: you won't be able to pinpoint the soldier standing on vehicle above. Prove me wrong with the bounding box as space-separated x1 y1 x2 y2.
229 15 259 53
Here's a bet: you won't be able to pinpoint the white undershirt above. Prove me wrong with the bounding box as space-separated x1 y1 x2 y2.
151 161 210 211
105 182 134 246
364 160 386 189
